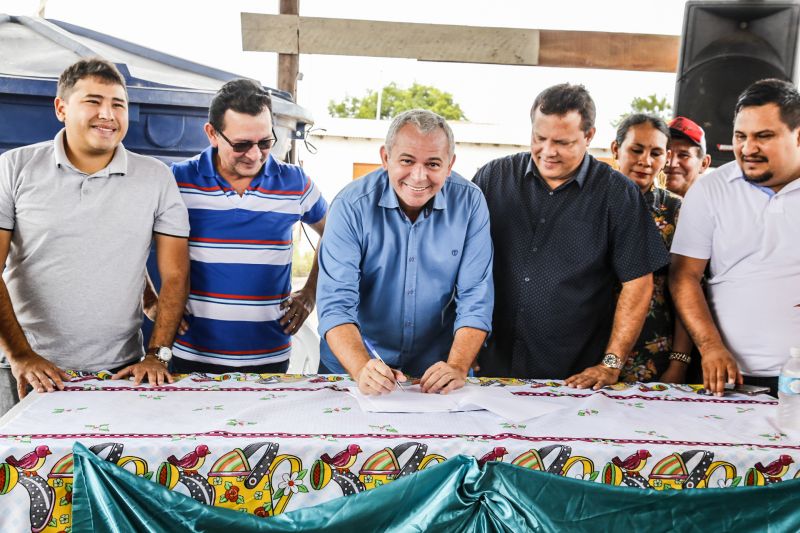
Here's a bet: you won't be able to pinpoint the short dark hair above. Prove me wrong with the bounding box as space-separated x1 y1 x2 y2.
615 113 670 147
530 83 596 133
735 78 800 130
208 79 272 132
57 58 127 99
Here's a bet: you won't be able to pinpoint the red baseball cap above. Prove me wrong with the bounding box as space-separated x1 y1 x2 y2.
669 116 706 153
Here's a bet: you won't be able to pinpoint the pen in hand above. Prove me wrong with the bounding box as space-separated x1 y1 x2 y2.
363 338 406 392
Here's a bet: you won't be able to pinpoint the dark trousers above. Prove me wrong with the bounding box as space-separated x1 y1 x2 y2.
743 375 779 398
170 357 288 374
317 360 335 374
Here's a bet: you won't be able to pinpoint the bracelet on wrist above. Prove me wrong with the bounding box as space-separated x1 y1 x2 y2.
668 351 691 364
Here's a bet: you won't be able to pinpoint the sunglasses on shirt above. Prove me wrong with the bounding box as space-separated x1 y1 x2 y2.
216 128 278 153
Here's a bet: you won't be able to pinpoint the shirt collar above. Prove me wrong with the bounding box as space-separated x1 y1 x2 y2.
526 152 590 188
53 128 127 177
727 164 777 197
377 168 448 213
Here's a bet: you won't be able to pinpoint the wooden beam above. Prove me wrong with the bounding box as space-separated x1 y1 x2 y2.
241 13 680 72
245 13 298 54
302 18 539 65
539 30 679 72
243 14 537 66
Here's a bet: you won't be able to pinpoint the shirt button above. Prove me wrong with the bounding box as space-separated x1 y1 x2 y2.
532 247 538 252
407 289 414 295
548 192 554 196
405 321 413 327
409 257 415 262
524 277 530 282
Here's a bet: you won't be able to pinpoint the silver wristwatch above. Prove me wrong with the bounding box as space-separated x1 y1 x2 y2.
601 353 623 370
147 346 173 366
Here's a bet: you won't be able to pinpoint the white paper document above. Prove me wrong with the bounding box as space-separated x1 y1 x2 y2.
347 384 566 422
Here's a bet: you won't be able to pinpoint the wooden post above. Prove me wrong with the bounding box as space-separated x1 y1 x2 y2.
277 0 299 163
278 0 299 98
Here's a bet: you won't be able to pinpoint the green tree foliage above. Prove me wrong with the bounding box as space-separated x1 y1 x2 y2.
328 82 467 120
612 94 672 127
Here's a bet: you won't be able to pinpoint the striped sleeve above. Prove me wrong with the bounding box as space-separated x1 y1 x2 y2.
299 172 328 224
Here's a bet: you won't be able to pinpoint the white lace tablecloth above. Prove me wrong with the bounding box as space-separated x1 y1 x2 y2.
0 373 797 532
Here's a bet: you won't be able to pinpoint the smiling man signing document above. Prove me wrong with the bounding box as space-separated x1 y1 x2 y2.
317 109 493 396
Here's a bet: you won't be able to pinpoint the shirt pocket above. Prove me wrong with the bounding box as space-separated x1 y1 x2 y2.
553 218 606 269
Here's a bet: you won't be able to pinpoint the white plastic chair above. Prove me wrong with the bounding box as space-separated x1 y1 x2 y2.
286 318 320 374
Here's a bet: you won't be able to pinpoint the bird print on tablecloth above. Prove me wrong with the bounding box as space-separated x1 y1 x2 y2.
478 447 508 467
612 450 652 472
168 445 211 473
320 444 362 471
755 455 794 479
5 445 51 474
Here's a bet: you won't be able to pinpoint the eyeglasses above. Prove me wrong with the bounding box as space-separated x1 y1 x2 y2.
216 128 277 153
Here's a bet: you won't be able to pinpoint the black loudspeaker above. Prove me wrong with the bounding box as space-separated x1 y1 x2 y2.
675 1 800 164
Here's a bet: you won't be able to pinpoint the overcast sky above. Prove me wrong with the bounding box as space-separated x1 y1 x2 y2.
5 0 690 143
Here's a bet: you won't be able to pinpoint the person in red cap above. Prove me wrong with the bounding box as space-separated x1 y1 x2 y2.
665 116 712 197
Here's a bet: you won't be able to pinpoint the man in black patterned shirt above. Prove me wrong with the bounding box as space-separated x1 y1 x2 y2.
472 83 669 388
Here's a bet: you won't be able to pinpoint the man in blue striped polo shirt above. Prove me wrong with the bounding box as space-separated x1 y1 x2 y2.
165 79 327 373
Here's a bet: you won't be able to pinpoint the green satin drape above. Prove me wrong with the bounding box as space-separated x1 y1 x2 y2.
71 442 800 532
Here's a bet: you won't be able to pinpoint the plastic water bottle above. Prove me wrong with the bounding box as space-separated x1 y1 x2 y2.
778 347 800 433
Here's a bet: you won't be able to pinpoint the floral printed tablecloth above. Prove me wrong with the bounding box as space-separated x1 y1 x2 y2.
0 372 797 532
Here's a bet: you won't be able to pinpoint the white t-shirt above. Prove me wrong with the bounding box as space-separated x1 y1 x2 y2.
671 161 800 376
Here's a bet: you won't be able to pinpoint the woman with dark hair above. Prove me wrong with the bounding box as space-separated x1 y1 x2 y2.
611 114 692 383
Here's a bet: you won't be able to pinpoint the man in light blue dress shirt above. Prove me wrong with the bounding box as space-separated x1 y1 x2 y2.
317 109 494 395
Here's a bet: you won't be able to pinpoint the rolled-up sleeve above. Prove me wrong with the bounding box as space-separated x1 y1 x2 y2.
453 189 494 334
316 197 363 340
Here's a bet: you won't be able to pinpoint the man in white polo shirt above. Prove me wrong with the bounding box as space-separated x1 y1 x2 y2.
0 58 190 415
670 78 800 396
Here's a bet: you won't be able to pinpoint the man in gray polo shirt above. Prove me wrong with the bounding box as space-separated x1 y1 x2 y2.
0 58 190 415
